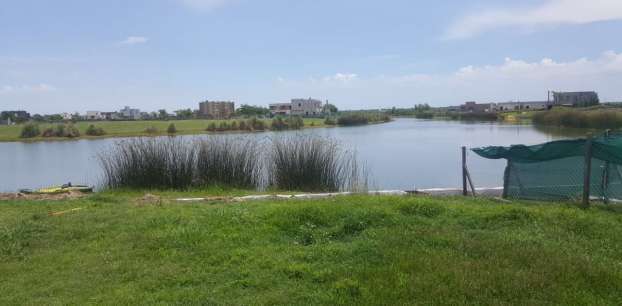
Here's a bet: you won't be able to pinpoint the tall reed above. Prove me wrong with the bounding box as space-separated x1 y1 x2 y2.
268 135 366 192
196 137 262 188
99 138 196 189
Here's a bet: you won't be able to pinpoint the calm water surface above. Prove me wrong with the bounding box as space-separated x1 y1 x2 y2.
0 118 571 192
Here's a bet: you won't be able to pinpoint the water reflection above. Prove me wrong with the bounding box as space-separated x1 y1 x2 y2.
0 118 588 192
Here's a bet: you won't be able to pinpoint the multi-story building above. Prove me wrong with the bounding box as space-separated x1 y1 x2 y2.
199 101 235 119
552 91 599 107
120 106 141 120
269 103 292 116
290 98 323 117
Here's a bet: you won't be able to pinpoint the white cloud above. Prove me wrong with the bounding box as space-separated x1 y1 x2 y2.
0 83 56 94
120 36 149 45
274 51 622 108
179 0 232 11
445 0 622 39
323 73 358 83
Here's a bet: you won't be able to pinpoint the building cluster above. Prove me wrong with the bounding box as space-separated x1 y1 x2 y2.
84 106 146 121
456 91 599 113
269 98 325 117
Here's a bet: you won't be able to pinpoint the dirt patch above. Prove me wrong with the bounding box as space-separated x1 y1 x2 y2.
135 193 164 206
0 191 87 201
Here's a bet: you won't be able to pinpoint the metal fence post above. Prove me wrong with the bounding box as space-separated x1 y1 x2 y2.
462 146 468 196
582 134 593 208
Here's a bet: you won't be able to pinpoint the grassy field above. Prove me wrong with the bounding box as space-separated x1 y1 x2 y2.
1 192 622 304
0 118 327 142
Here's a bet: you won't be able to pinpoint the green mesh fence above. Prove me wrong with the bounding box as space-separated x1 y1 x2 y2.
473 131 622 201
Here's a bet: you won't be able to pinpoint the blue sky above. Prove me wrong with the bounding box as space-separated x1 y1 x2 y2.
2 0 622 113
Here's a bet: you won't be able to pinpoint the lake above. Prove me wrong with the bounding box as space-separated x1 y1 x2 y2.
0 118 574 192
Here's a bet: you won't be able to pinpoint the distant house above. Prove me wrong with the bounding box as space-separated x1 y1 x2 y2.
61 113 74 120
269 103 292 116
291 98 323 117
120 106 141 120
85 111 104 120
552 91 599 107
494 101 549 112
460 102 494 113
101 112 121 120
1 110 31 123
199 101 235 119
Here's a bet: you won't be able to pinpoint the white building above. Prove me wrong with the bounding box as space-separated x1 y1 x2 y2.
291 98 323 117
493 101 549 112
85 111 104 120
120 106 141 119
61 112 73 120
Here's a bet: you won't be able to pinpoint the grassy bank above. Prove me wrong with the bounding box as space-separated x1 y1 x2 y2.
532 108 622 129
1 193 621 304
0 118 327 142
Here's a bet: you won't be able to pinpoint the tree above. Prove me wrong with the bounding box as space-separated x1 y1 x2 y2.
174 109 193 120
323 103 338 114
236 104 270 117
158 109 168 120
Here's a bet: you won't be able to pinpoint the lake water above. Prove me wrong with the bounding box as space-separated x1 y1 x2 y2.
0 118 571 192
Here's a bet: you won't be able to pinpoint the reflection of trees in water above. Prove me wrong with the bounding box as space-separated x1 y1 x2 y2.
532 124 602 138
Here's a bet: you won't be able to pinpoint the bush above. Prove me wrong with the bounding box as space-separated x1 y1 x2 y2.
271 117 287 131
230 121 238 130
248 117 265 131
268 135 366 192
144 126 159 134
287 116 304 129
218 121 229 132
42 123 80 138
238 120 248 131
324 117 337 125
86 125 106 136
167 123 177 134
20 122 40 138
207 122 217 132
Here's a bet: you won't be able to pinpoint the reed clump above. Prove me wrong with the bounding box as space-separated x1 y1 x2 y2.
99 138 197 189
337 113 391 126
196 137 262 189
268 136 366 192
99 136 366 192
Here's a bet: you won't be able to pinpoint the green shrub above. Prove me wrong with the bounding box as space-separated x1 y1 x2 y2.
324 117 337 125
218 121 229 132
144 126 159 134
85 125 106 136
206 122 217 132
167 123 177 134
287 116 304 129
42 123 80 138
19 122 40 138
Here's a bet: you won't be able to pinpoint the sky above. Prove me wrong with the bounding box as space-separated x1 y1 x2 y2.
1 0 622 114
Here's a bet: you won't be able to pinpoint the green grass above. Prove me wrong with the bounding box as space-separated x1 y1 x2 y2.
1 193 622 304
0 118 327 142
532 108 622 129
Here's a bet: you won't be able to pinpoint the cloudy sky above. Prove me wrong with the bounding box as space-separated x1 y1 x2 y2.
2 0 622 113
